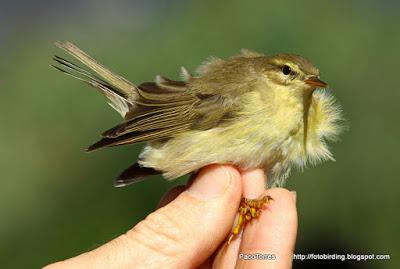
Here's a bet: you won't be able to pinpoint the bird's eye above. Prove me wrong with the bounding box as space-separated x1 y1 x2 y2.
282 65 291 75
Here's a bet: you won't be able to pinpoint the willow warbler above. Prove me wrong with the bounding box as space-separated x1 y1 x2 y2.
53 41 342 188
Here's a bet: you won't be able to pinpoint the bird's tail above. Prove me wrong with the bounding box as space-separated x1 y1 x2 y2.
52 41 138 117
114 162 161 187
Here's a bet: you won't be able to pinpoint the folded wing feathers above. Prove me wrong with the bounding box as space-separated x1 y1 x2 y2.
87 123 192 151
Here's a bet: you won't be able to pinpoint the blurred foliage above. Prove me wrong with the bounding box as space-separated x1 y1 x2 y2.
0 0 399 268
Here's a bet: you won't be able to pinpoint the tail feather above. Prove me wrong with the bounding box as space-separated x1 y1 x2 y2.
55 41 137 99
53 41 138 117
53 55 100 80
114 162 161 187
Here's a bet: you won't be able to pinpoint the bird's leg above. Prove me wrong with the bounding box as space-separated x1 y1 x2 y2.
228 195 273 244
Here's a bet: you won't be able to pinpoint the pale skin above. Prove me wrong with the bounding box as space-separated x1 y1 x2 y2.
44 165 297 269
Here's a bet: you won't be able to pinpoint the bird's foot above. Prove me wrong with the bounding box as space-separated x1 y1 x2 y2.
228 194 273 244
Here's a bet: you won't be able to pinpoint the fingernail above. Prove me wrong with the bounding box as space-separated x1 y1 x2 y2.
291 191 297 203
188 165 233 200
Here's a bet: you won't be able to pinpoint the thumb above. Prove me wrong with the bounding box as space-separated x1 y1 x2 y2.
46 165 242 269
126 164 242 268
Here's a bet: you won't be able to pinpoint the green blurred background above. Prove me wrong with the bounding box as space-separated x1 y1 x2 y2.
1 0 399 268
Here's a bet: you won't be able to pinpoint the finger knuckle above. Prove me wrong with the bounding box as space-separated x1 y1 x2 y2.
126 209 186 258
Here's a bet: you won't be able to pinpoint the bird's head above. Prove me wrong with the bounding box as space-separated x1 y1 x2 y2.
263 54 327 92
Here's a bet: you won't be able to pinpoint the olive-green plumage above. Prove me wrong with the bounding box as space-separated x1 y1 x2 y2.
53 42 342 187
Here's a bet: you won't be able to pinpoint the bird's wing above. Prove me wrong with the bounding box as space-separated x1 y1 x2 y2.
87 75 236 151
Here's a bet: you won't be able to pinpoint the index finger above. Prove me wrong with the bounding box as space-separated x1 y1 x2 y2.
237 188 297 269
212 169 267 268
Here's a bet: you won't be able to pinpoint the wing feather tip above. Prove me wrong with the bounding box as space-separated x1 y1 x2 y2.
86 139 107 152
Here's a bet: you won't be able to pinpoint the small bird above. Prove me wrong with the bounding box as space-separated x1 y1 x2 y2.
53 42 342 241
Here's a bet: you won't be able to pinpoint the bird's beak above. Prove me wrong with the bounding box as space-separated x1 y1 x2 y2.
304 76 327 88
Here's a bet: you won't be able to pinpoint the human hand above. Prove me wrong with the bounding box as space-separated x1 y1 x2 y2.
44 165 297 269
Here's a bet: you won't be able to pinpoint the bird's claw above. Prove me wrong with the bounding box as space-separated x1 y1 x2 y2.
228 195 273 244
